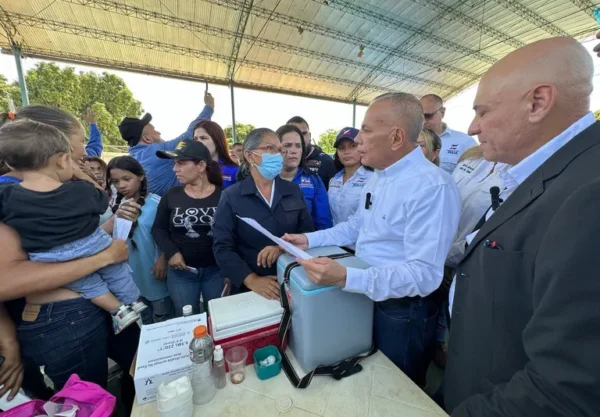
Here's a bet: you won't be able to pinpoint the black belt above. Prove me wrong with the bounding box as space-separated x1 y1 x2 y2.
278 252 377 389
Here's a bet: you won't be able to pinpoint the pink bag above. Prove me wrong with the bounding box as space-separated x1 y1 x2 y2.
1 374 116 417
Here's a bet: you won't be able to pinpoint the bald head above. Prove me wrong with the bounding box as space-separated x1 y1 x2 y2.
470 36 593 165
481 36 593 110
372 93 424 143
355 93 424 169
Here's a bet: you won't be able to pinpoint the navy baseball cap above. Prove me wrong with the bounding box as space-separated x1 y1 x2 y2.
156 140 211 162
334 127 359 148
119 113 152 146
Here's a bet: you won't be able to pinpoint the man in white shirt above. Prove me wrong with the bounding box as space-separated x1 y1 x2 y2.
420 94 477 174
445 37 600 417
283 93 461 386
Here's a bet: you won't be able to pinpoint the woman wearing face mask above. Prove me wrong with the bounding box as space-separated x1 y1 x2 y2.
328 127 373 226
106 156 173 324
212 128 314 300
276 125 332 231
193 120 239 188
152 140 224 315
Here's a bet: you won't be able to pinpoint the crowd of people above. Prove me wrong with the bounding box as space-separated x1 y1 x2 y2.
0 34 599 417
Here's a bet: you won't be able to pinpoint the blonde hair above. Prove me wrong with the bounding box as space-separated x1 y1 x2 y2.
457 145 483 163
419 128 442 166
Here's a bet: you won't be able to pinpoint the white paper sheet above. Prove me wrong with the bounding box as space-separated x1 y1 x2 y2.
237 216 313 260
113 217 133 240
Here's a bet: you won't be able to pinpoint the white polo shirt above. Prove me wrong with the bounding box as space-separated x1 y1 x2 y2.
439 126 477 174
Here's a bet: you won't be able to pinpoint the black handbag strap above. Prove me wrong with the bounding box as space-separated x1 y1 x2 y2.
277 253 377 389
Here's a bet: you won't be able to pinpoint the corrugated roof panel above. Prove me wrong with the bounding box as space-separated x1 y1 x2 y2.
0 0 596 104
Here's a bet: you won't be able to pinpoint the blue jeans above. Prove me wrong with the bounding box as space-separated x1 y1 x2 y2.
435 300 448 343
167 265 223 316
140 296 175 325
374 297 438 387
29 229 140 304
17 297 139 398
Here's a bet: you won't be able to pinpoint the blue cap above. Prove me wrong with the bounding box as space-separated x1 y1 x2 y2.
334 127 359 148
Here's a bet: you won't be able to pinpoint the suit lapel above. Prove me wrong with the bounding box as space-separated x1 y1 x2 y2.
463 170 544 258
462 121 600 260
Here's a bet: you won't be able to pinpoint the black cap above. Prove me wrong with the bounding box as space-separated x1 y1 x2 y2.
119 113 152 147
334 127 359 148
156 140 212 162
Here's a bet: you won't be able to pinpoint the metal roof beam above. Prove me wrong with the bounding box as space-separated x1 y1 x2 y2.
210 0 489 74
442 23 600 100
227 0 253 80
2 11 420 95
569 0 597 15
324 0 523 52
407 0 527 48
493 0 569 37
61 0 464 88
0 46 380 105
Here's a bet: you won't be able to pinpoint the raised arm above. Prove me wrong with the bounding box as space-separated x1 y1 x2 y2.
171 92 215 143
0 224 128 301
84 109 103 157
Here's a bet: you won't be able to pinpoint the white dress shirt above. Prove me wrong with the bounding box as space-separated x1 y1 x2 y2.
306 146 461 302
445 158 507 268
449 111 596 315
439 126 477 174
328 166 373 225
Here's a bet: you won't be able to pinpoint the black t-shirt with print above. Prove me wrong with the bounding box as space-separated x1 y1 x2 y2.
152 186 221 268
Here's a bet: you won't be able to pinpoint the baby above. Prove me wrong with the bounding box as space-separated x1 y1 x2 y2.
0 119 145 334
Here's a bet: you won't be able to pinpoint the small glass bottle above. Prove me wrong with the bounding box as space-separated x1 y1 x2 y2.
213 345 227 389
182 305 193 317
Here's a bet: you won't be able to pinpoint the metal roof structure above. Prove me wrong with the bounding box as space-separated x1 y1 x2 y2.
0 0 598 106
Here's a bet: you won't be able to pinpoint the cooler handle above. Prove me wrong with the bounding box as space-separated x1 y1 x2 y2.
277 253 377 389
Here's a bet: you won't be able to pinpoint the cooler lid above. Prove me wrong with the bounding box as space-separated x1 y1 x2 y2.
277 246 371 292
208 292 283 340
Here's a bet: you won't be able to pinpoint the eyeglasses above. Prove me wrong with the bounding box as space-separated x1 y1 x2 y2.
424 107 443 120
253 145 287 155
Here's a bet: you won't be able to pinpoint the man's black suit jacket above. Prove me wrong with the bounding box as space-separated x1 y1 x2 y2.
446 121 600 417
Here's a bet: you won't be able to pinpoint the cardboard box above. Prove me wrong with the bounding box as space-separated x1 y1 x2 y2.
133 314 207 405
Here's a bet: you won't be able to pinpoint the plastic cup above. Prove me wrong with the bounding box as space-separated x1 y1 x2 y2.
225 346 248 384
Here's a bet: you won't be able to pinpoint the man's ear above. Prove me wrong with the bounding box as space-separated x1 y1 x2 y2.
528 84 556 124
140 135 152 145
389 127 407 152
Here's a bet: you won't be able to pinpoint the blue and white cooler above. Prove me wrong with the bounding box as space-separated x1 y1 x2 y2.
276 246 375 387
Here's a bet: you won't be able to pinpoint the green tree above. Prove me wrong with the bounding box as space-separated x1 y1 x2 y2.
0 63 142 146
594 109 600 120
318 129 338 154
224 123 256 146
0 75 21 112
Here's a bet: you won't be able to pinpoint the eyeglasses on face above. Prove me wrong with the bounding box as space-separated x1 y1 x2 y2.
253 145 287 155
424 107 443 120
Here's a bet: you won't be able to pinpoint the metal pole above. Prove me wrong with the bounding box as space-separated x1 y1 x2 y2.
11 43 29 106
352 98 357 128
229 81 237 143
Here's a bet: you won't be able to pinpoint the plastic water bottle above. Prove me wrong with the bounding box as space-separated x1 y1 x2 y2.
213 345 227 389
189 325 216 405
182 305 193 317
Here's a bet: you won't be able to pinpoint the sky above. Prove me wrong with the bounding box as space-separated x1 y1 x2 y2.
2 35 600 143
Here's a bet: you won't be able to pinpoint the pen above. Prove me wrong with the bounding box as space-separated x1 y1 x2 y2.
484 240 503 250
